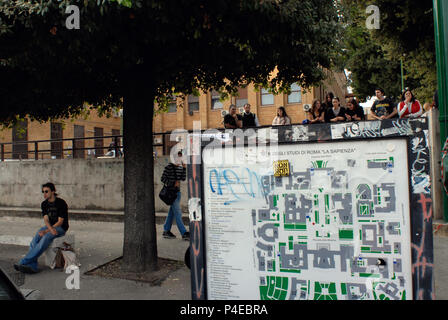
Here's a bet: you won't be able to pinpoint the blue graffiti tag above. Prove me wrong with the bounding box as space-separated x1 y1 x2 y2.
209 168 267 205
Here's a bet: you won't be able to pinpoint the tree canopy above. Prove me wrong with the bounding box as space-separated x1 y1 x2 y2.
0 0 340 272
336 2 401 100
339 0 436 102
0 0 339 124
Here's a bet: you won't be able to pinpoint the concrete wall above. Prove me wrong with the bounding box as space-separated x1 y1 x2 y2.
428 109 444 220
0 156 186 212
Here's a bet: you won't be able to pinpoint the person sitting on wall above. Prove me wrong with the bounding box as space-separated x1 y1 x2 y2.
345 98 366 121
370 88 397 120
308 99 325 124
272 106 291 126
14 183 69 274
325 97 346 123
397 89 423 119
422 102 433 117
224 104 243 129
323 92 334 112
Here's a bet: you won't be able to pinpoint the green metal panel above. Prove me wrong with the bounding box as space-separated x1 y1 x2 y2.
433 0 448 220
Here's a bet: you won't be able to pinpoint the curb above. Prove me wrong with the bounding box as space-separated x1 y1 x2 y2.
0 207 189 225
0 235 32 246
1 207 447 237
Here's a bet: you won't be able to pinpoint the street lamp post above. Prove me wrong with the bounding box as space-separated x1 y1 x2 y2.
400 57 404 93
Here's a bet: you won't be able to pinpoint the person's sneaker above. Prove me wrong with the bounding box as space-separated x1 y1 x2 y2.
163 231 176 239
13 264 20 272
182 232 190 241
16 264 38 274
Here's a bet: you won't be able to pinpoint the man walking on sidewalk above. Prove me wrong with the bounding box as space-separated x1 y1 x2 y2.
14 183 69 273
161 151 190 240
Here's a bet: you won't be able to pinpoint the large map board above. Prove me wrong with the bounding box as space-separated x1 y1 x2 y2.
203 138 413 300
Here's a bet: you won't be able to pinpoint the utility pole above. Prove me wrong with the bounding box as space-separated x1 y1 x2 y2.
400 57 404 93
433 0 448 220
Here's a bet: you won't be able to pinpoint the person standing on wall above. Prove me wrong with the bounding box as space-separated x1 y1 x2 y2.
370 88 398 120
162 151 190 240
14 183 69 274
241 103 260 128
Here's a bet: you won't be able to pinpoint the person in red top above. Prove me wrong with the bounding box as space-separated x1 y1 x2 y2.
397 89 423 119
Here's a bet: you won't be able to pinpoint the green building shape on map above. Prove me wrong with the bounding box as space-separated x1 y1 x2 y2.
260 276 289 300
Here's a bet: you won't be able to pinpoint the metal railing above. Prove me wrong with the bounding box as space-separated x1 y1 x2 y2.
0 132 170 161
2 120 381 161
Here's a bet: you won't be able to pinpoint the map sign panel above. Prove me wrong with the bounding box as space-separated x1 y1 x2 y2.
203 138 412 300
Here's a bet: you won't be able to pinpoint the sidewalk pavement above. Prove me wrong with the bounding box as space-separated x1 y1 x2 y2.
0 216 190 300
1 215 447 300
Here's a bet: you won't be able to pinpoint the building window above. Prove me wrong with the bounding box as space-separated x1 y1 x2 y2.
73 125 85 159
235 87 248 107
288 82 302 104
261 88 274 106
50 122 63 159
167 96 177 113
112 129 121 149
168 102 177 113
188 95 200 112
211 90 223 110
94 127 104 157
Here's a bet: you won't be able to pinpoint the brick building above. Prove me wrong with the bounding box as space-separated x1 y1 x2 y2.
0 70 347 159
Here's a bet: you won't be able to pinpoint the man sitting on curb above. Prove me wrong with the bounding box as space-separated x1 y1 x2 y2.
14 182 69 274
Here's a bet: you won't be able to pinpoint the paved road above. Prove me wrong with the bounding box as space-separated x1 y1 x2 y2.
1 216 447 300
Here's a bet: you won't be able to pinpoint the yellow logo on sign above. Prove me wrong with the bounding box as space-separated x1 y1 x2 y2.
273 160 290 177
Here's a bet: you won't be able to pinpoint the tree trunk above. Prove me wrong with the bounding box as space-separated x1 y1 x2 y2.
122 81 158 272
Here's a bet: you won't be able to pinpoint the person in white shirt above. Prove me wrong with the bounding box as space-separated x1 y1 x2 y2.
272 106 291 126
397 89 423 119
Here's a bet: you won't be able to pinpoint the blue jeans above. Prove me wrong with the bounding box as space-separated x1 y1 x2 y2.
19 226 66 271
163 191 186 235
